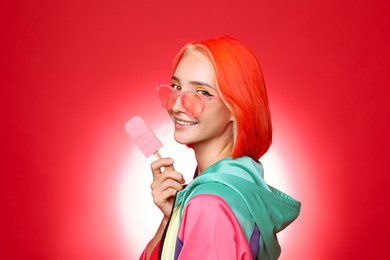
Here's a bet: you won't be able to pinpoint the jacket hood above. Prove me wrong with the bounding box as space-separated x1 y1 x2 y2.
177 156 301 259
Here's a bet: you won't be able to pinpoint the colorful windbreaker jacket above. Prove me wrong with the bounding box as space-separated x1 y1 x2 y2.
142 156 301 260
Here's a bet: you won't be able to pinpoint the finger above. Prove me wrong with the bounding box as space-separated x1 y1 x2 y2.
157 171 185 185
160 178 185 191
151 173 185 190
166 171 185 184
153 188 181 205
163 164 174 172
153 153 175 172
150 157 174 176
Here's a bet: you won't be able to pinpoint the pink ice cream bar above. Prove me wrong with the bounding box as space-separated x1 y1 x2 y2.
125 116 163 158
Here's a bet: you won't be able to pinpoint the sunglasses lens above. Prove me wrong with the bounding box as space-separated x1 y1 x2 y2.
158 87 175 109
182 92 204 117
158 86 205 117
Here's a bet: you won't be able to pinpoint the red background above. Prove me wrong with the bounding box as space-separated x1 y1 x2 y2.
2 0 389 259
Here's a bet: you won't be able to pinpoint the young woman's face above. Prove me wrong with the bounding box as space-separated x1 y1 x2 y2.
169 49 234 149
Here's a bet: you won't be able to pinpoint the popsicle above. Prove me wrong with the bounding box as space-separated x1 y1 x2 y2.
125 116 164 159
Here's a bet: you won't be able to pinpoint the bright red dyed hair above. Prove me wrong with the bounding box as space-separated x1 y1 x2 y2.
172 36 272 160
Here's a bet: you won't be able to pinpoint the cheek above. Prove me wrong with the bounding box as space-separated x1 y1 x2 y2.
213 102 233 121
168 110 174 119
202 104 233 130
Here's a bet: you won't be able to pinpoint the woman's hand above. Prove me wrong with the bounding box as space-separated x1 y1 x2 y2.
150 157 185 219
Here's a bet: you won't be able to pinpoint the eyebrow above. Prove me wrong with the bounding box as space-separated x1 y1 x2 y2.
171 76 215 89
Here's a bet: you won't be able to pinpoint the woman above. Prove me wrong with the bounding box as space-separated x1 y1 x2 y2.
140 36 301 260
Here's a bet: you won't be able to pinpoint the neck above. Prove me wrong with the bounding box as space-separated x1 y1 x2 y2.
192 132 234 174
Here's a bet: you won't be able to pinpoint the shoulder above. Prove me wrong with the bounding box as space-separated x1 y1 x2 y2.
176 193 253 259
186 182 246 213
184 193 235 215
181 194 241 231
182 182 255 240
190 181 238 198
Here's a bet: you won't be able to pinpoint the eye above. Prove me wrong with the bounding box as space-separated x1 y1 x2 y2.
196 88 213 97
171 83 181 90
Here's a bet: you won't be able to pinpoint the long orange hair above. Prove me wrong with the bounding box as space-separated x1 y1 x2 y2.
172 36 272 160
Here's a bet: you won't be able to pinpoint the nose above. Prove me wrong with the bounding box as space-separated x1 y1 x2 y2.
171 94 184 113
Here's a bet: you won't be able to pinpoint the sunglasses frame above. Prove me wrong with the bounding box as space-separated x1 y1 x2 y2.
156 84 219 117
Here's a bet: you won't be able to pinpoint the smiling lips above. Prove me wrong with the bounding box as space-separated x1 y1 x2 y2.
176 119 197 126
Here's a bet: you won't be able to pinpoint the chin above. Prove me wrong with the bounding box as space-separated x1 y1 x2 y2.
173 134 194 147
173 134 187 144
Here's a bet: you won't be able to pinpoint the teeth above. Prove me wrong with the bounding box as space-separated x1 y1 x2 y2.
176 120 196 125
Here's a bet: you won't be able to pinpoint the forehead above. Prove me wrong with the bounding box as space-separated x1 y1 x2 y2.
173 49 216 85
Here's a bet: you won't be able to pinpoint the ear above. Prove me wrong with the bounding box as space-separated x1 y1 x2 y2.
221 96 235 122
229 111 235 122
